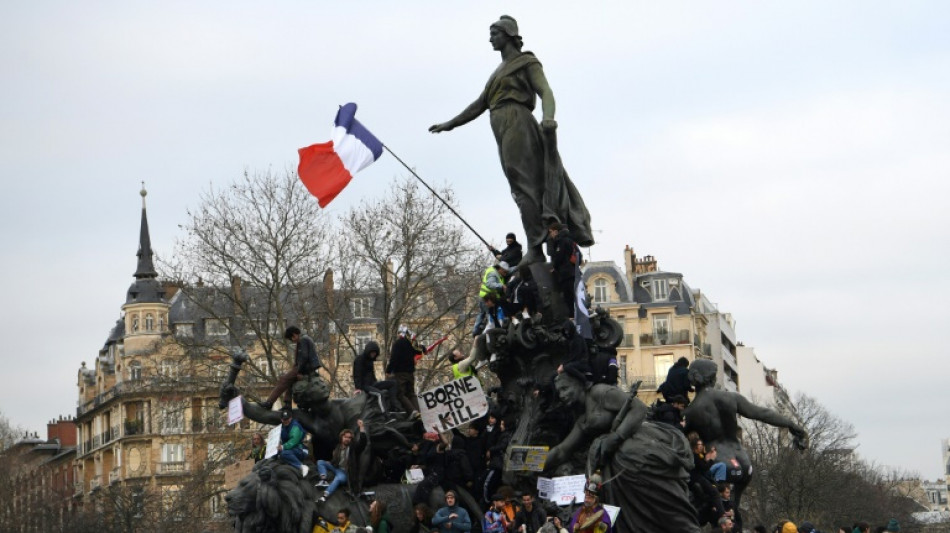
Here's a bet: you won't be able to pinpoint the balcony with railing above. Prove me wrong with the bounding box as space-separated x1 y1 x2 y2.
124 418 146 436
78 376 214 417
625 375 659 389
640 329 691 347
158 462 187 475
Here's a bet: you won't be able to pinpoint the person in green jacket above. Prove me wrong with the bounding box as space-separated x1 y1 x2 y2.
370 500 393 533
278 409 309 477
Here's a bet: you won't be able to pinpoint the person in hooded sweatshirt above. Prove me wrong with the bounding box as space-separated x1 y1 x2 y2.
352 341 397 413
658 356 694 402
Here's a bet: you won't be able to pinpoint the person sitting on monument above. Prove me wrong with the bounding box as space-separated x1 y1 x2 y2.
277 408 310 478
657 356 693 403
546 222 577 318
316 420 367 502
567 481 611 533
687 431 725 526
654 394 688 428
590 346 619 386
352 341 397 413
386 325 423 417
328 508 359 533
502 265 539 321
413 433 475 506
488 232 523 267
556 321 592 381
474 261 510 336
433 490 473 533
259 325 324 410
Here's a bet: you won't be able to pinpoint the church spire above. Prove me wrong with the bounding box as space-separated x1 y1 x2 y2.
134 182 157 279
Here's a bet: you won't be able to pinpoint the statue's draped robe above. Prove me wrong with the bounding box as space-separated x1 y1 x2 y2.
480 52 594 249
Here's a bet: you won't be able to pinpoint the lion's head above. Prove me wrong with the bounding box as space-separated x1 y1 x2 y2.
226 459 317 533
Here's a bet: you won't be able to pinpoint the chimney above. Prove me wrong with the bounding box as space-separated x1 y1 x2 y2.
623 245 635 288
635 254 658 274
323 269 335 308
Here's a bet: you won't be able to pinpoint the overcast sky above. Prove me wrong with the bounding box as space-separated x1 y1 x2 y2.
1 2 948 478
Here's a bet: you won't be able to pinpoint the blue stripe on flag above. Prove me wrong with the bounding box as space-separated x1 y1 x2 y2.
335 103 384 160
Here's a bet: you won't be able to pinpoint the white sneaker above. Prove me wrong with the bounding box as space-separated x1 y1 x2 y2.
300 465 309 478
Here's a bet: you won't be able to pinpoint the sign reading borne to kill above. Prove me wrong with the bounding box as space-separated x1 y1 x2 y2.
418 376 489 432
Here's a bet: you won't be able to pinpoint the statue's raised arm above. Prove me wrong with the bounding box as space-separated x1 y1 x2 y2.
428 15 594 264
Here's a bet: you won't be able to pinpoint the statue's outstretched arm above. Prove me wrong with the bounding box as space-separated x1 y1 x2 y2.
545 420 585 472
735 393 808 448
429 96 488 133
526 64 556 125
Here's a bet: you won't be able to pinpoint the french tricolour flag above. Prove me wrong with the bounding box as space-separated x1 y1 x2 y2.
297 103 384 207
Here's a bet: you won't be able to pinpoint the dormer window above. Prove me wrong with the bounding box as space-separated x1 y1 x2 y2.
351 298 370 319
593 278 609 304
205 319 228 337
652 279 669 301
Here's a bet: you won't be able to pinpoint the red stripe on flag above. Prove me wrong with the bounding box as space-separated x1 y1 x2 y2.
297 141 352 208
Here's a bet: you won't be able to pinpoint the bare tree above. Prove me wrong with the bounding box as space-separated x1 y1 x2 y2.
329 176 483 391
166 168 335 389
743 393 919 530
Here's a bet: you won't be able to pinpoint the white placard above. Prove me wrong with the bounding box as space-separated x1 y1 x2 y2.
603 505 620 525
264 425 281 459
417 376 489 432
227 396 244 425
537 474 587 506
404 468 424 484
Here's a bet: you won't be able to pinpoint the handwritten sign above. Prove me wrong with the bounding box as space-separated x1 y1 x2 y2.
537 475 587 506
506 445 549 472
264 425 281 459
418 376 488 432
227 396 244 425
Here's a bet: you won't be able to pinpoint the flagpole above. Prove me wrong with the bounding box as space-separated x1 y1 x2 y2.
382 144 493 250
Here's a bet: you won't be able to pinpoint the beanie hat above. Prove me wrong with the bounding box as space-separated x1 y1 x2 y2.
886 519 900 532
506 232 516 240
782 522 798 533
798 522 816 533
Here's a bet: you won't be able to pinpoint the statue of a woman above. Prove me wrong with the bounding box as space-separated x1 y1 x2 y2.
429 15 594 264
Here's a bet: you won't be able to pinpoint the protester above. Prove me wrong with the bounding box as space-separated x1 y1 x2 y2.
657 356 693 402
488 232 523 267
483 417 513 505
369 500 393 533
885 519 901 532
713 515 735 533
514 491 546 533
484 493 510 533
474 262 510 336
546 222 577 318
567 482 611 533
433 490 472 533
386 325 423 417
248 432 266 463
329 508 359 533
411 503 435 533
259 325 324 409
277 408 309 477
317 420 367 502
353 340 397 413
590 346 619 386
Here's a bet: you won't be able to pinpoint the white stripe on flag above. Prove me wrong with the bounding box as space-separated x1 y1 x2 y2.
331 125 377 175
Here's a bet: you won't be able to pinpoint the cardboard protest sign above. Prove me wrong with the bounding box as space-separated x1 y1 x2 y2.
505 445 549 472
227 396 244 425
264 425 281 459
417 375 488 432
537 474 587 506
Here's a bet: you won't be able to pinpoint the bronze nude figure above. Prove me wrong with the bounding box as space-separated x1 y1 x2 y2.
429 15 594 264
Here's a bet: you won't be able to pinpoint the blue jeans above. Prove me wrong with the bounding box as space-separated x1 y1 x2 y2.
709 461 726 482
280 447 308 469
317 460 348 496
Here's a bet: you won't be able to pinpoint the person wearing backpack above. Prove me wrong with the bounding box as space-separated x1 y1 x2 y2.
547 222 577 318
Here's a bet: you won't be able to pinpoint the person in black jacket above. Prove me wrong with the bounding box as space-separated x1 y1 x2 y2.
483 417 514 506
658 357 693 402
546 222 577 318
353 341 397 413
386 325 423 416
590 346 619 386
488 232 524 267
514 491 546 533
260 325 324 409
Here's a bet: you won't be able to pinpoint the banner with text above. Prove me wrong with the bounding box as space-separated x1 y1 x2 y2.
506 445 549 472
418 375 489 432
537 475 587 506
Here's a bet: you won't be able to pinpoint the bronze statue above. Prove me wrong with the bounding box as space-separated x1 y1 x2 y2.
684 359 809 533
547 372 702 533
429 15 594 264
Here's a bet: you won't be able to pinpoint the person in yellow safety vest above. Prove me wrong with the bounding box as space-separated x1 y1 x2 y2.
450 348 483 386
474 261 510 336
